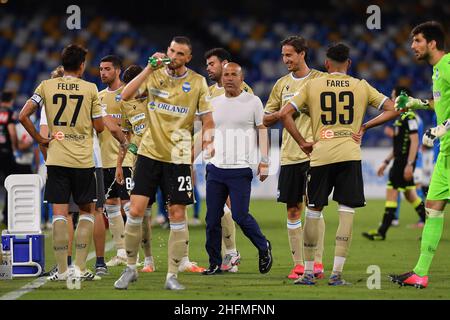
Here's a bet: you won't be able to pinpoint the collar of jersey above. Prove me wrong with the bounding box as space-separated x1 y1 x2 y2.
106 84 124 93
164 68 189 79
330 72 347 76
290 70 312 81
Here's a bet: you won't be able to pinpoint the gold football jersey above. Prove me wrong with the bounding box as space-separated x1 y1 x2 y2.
207 81 253 99
139 68 212 164
264 69 324 165
31 76 103 168
290 72 388 167
121 96 149 162
98 87 133 168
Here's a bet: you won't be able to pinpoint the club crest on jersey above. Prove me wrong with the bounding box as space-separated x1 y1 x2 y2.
115 94 122 102
182 82 191 93
148 101 156 111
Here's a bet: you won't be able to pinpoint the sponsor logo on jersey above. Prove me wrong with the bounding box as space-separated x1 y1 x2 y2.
149 88 170 99
133 124 146 135
433 68 439 81
182 82 191 93
129 113 146 124
152 103 189 116
52 131 86 141
53 131 65 141
109 113 122 119
282 92 298 102
320 129 353 139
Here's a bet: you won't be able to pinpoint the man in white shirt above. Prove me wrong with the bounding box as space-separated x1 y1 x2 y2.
202 62 272 275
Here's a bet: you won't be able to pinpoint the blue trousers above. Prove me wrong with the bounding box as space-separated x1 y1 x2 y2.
205 163 267 266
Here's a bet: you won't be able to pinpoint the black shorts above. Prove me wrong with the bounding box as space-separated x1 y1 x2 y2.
307 160 365 208
44 166 97 205
131 155 194 205
387 160 416 191
103 167 133 201
66 168 104 211
277 162 309 204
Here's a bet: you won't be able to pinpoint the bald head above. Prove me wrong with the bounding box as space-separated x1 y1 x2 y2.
222 62 244 97
223 62 242 75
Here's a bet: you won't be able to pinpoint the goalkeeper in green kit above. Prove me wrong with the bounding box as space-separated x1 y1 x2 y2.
390 21 450 288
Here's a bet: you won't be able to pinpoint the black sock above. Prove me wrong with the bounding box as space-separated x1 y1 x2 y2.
377 207 397 237
96 257 105 266
67 256 72 266
415 201 426 223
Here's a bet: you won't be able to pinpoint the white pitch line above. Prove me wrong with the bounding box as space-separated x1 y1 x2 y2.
0 241 114 300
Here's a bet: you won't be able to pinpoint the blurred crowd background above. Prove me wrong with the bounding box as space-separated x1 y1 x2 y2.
0 0 448 225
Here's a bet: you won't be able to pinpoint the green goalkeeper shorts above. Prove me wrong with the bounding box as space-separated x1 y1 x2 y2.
427 153 450 201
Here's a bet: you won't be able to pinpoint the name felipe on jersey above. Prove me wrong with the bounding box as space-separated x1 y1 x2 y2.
148 101 189 116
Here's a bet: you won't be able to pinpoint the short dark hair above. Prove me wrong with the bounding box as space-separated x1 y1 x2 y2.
100 55 122 69
123 65 143 84
0 91 14 103
204 48 231 62
411 21 446 50
281 36 308 60
172 36 192 53
326 43 350 63
393 86 412 98
61 44 88 72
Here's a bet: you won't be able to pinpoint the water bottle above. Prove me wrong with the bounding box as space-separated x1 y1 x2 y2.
148 57 171 69
128 143 138 155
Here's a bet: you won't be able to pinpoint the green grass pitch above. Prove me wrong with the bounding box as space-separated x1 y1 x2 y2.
1 199 449 300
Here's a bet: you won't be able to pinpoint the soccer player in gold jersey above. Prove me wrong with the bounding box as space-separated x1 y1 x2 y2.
114 36 215 290
98 55 135 270
280 43 398 285
262 36 326 280
116 64 154 272
19 44 105 282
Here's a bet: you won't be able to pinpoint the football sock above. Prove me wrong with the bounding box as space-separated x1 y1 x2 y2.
334 207 354 274
124 215 143 265
106 203 126 251
141 207 153 257
96 257 105 266
168 221 188 275
377 201 397 237
287 219 303 265
412 198 426 223
414 209 444 277
303 208 322 263
315 214 325 264
74 214 95 271
52 216 69 274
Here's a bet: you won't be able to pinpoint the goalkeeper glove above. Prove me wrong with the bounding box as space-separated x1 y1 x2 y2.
422 120 450 147
395 95 430 111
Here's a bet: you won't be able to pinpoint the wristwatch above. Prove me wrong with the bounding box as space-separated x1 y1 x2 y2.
407 160 414 166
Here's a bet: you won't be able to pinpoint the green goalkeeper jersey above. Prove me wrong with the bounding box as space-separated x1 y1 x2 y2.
432 53 450 155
